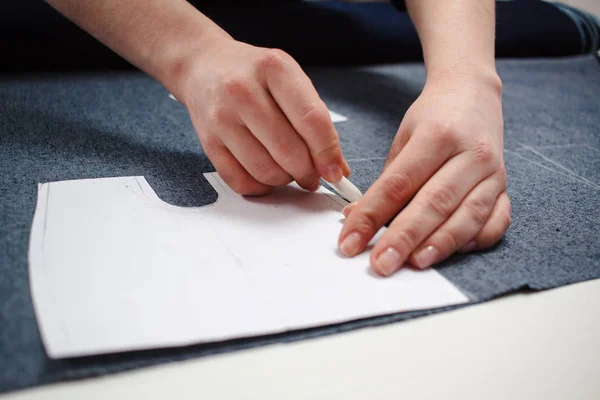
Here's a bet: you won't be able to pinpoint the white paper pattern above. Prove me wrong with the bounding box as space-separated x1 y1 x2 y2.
29 173 468 358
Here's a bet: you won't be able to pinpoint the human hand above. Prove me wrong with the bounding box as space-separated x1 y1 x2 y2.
177 37 349 195
339 73 511 276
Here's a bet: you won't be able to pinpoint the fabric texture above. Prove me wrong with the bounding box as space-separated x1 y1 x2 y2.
2 1 599 73
553 2 600 53
0 54 599 393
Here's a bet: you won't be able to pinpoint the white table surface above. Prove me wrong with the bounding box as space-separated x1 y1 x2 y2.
4 278 600 400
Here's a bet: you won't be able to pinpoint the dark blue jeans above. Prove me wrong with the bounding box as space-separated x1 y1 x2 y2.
1 0 598 72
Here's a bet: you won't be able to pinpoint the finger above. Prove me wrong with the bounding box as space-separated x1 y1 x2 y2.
202 137 272 196
369 151 495 277
462 191 511 252
217 119 293 187
383 127 410 171
338 126 457 258
260 49 350 182
342 201 357 217
225 77 320 191
408 173 504 269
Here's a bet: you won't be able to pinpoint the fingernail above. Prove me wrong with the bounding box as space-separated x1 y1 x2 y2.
342 202 357 217
340 232 361 257
459 240 477 253
375 247 402 276
413 245 438 269
325 164 343 183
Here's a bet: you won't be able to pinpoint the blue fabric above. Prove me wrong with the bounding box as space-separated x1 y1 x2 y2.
1 1 599 72
553 2 600 53
1 54 599 393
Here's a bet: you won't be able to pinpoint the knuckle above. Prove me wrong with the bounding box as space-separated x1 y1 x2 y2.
199 134 221 154
259 48 290 74
478 214 511 248
219 170 245 194
388 135 407 160
301 103 331 132
381 171 413 204
424 184 457 218
428 122 456 146
273 140 303 165
220 172 241 192
501 209 512 231
498 169 508 188
481 229 503 248
435 230 459 253
393 225 420 252
313 137 340 161
471 139 495 165
253 160 286 185
230 181 253 195
205 106 230 126
222 74 252 102
463 196 492 226
227 177 264 196
353 208 381 236
297 169 319 186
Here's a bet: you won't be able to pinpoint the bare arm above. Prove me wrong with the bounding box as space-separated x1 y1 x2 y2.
405 0 499 84
46 0 229 97
46 0 349 195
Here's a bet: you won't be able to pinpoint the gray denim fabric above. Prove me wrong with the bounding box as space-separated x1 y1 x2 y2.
1 54 599 393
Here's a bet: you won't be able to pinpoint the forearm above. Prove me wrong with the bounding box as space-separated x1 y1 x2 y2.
46 0 230 92
405 0 499 83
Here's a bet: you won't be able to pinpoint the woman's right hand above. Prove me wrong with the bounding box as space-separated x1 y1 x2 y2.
176 37 350 195
46 0 348 195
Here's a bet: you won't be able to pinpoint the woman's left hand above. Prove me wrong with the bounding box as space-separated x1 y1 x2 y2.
339 72 511 276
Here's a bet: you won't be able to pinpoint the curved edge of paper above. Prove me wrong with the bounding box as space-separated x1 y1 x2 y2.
129 175 231 213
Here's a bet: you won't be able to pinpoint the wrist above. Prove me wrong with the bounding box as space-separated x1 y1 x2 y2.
425 65 502 96
146 15 231 101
